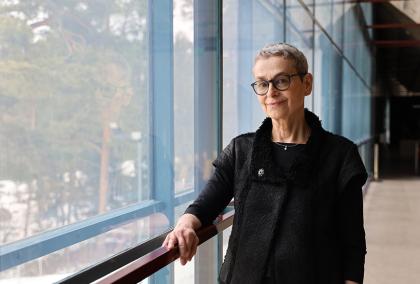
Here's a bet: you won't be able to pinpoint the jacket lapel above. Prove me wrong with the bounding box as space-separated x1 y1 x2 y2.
249 109 325 185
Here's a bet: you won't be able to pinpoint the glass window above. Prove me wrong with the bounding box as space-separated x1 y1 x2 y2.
174 0 194 196
316 0 333 34
0 0 151 280
360 2 373 39
223 0 284 146
341 62 371 143
0 0 213 281
285 0 314 110
332 0 345 49
1 0 374 282
222 0 285 263
0 0 149 242
174 0 194 197
285 0 314 56
343 2 358 68
173 0 195 281
314 27 334 129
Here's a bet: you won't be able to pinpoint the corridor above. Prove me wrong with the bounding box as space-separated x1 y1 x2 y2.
364 179 420 283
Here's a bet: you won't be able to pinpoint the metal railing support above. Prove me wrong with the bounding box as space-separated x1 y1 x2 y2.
374 143 379 180
415 141 419 175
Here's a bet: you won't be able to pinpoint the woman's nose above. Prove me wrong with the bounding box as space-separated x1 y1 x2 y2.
266 83 278 97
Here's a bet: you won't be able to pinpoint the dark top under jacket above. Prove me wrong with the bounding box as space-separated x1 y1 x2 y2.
185 109 367 284
265 142 307 283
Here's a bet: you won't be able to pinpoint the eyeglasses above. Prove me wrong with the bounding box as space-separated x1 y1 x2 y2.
250 73 306 96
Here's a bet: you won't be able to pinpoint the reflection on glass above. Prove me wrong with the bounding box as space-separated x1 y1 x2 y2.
332 0 345 49
285 0 314 110
285 0 313 51
315 0 332 33
0 214 168 282
0 0 149 281
174 0 194 196
0 0 374 282
223 0 283 146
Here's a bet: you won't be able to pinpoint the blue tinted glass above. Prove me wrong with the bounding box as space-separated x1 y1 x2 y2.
223 0 284 146
0 0 150 279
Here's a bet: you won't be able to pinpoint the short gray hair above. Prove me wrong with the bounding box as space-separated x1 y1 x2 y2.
255 43 308 74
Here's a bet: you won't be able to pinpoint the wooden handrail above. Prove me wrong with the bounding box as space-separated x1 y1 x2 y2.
96 210 235 284
372 40 420 47
366 23 420 29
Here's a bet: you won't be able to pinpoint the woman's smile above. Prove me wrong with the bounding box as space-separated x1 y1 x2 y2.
267 100 287 107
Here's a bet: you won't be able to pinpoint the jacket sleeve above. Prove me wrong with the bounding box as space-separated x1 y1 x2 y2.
338 143 368 283
184 139 235 226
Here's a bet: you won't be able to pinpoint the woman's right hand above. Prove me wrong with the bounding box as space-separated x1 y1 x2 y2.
162 213 201 265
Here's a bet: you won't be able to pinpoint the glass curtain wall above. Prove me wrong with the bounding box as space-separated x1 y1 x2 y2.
285 0 314 110
340 1 373 170
0 0 221 283
221 0 374 275
1 0 373 283
223 0 373 169
0 1 153 281
223 0 284 146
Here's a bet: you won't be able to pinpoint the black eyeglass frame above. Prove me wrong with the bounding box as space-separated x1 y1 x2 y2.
250 72 307 96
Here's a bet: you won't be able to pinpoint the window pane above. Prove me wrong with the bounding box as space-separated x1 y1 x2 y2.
222 0 285 263
285 0 314 109
0 0 149 280
332 0 345 49
174 0 194 199
223 0 284 146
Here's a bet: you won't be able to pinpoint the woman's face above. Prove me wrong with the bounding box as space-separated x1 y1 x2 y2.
252 56 312 121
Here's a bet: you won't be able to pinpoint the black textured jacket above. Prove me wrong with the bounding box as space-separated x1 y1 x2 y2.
185 110 367 284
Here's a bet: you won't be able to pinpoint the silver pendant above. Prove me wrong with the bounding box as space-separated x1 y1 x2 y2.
284 146 287 150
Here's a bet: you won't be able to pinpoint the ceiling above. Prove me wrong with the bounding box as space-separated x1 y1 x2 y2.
372 1 420 96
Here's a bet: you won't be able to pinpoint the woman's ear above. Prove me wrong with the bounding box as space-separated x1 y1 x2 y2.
303 73 313 96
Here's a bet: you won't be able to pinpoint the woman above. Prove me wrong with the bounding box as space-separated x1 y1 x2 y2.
163 43 367 284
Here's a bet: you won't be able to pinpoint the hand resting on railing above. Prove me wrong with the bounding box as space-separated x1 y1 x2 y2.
162 213 202 265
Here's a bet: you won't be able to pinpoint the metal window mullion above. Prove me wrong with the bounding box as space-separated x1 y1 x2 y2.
148 0 174 283
215 0 224 277
193 0 223 283
311 0 316 110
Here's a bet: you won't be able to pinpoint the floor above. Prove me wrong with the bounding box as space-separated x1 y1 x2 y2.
364 178 420 284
